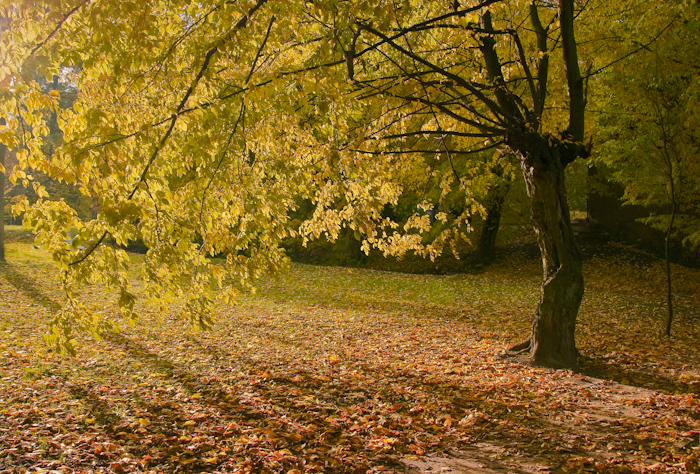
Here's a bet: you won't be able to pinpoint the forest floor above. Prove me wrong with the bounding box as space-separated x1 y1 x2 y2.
0 226 699 473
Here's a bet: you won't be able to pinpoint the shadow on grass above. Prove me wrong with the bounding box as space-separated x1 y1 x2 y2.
1 263 61 311
40 307 693 474
579 357 700 395
87 328 565 473
68 384 123 427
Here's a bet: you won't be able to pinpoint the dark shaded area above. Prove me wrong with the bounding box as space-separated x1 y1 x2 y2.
579 357 700 395
1 263 61 311
68 385 123 427
588 166 700 268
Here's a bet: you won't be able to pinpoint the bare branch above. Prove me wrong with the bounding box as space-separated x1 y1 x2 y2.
360 23 509 124
584 15 679 79
354 140 503 155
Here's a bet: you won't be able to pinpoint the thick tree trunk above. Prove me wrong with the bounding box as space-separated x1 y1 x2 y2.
519 137 584 369
476 182 510 265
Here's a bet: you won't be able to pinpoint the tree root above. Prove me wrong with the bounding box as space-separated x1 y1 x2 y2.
498 339 532 360
507 339 531 354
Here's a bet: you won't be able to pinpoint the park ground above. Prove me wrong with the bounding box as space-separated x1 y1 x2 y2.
0 225 699 473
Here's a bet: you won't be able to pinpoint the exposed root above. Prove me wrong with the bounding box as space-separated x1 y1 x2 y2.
498 339 532 360
507 339 531 354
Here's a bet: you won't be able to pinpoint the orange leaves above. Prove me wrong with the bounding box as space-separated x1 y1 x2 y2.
2 239 700 473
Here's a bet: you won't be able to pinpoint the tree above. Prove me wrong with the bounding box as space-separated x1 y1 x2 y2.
595 1 700 337
474 150 517 265
2 0 607 367
0 139 5 263
0 9 13 262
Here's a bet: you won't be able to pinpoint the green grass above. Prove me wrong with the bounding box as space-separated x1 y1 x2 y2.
0 239 699 473
3 224 34 242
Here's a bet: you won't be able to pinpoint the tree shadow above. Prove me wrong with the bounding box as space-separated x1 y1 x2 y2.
68 384 124 427
91 330 491 471
159 323 589 473
32 313 693 474
578 356 699 394
1 263 61 311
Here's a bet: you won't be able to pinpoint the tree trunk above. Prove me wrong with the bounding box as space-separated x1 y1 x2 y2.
664 186 676 337
519 137 584 369
0 142 5 263
476 182 510 265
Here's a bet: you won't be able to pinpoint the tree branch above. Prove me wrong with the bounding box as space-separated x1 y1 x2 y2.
559 0 584 142
69 0 269 266
382 130 498 140
478 11 526 124
360 23 509 124
245 14 276 84
530 3 549 120
584 15 679 79
30 0 87 57
509 29 538 116
354 140 503 155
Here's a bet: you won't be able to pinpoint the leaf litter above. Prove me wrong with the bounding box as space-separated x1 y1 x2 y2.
0 238 698 473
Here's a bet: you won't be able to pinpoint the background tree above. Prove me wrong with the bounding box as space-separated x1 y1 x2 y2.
474 150 517 265
595 1 700 337
0 138 5 262
0 8 13 262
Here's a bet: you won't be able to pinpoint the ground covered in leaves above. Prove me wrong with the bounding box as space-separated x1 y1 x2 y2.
0 227 699 473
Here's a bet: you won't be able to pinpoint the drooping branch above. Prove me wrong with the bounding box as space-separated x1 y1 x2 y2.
128 0 269 199
69 0 269 267
198 100 246 244
68 231 108 266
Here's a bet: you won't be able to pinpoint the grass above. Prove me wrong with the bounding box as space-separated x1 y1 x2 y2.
0 231 699 473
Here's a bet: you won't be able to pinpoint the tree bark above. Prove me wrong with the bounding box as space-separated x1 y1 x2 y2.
664 181 676 337
517 135 584 368
0 142 5 262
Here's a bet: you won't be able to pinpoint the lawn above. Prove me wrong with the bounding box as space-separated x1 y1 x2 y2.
0 227 699 473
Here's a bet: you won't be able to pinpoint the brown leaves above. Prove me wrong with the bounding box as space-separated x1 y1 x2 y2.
1 238 700 472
